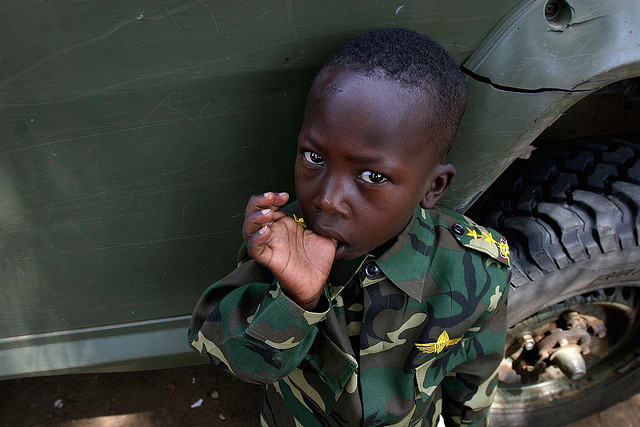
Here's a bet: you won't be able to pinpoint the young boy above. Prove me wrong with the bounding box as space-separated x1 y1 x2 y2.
189 28 511 426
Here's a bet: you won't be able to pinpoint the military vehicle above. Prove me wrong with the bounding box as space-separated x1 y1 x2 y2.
2 0 639 425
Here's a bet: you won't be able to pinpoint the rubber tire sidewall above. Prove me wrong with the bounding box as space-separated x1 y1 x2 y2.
508 247 640 326
490 246 640 427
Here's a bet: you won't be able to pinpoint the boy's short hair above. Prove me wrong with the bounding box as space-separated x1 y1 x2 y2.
320 27 467 161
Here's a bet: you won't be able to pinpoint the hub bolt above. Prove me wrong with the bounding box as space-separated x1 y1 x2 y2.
521 334 536 351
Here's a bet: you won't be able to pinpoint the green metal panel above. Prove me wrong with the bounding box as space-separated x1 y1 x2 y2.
1 0 520 377
441 0 640 209
0 315 204 378
3 0 639 378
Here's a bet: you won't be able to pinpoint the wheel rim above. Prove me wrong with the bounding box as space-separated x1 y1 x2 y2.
494 285 640 410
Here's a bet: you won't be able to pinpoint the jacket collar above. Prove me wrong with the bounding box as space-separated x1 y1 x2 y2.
377 207 441 302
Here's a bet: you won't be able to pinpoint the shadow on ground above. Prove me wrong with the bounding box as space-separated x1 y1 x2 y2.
0 365 262 426
4 365 640 426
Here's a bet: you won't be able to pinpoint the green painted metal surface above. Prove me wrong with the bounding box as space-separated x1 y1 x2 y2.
442 0 640 209
2 0 640 378
0 0 519 377
0 315 203 378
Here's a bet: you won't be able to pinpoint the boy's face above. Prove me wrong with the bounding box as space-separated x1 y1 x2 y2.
295 69 448 260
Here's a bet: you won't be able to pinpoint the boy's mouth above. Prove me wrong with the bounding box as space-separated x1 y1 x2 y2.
309 222 349 258
309 221 343 240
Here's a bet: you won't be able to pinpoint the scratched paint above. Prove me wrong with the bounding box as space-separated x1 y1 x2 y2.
0 1 520 344
3 0 639 380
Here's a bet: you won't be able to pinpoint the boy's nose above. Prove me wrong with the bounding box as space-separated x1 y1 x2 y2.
314 175 351 218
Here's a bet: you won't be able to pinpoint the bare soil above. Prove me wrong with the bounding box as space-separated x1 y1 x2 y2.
3 364 639 426
0 365 262 426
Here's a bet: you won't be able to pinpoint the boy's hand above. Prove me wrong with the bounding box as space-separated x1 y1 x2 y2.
243 192 337 310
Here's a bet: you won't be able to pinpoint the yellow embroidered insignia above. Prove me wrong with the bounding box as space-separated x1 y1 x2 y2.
499 237 510 265
466 227 481 241
482 231 497 246
293 214 307 228
415 331 462 354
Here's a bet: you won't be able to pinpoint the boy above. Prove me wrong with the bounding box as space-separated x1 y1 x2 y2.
189 28 510 426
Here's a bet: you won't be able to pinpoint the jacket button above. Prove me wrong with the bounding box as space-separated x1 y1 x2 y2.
452 223 465 236
364 262 380 278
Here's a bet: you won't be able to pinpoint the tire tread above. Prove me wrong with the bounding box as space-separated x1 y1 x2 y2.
468 133 640 284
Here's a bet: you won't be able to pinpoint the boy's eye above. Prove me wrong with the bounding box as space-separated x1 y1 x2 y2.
359 170 388 184
303 150 324 165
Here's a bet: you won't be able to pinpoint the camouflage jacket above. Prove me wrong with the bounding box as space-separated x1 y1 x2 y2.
189 204 511 426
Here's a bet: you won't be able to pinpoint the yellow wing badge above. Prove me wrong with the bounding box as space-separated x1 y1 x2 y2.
416 331 462 355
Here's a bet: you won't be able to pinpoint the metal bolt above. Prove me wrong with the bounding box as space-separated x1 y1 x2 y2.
522 334 536 351
545 1 559 18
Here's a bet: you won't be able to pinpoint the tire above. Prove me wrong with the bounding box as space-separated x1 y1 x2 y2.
467 134 640 427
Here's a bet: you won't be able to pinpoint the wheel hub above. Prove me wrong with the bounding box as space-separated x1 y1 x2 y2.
501 310 607 382
551 345 586 380
496 286 639 411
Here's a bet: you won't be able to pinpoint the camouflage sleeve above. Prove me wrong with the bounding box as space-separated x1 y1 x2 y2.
188 257 331 385
440 279 509 427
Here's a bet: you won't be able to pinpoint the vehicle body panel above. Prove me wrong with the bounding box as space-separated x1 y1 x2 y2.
444 0 640 210
1 0 639 379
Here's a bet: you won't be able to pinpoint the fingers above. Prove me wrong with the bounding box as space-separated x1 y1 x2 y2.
243 207 275 241
271 191 290 208
245 192 289 217
246 220 272 259
243 192 290 241
245 209 292 263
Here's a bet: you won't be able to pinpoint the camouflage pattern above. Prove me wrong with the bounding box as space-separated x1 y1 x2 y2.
189 204 511 426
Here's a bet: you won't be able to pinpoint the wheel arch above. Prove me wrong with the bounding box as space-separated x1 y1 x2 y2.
444 0 640 211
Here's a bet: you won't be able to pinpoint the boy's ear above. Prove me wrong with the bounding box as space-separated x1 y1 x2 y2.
420 164 456 209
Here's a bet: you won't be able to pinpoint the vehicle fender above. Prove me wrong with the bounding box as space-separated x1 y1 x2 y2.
444 0 640 210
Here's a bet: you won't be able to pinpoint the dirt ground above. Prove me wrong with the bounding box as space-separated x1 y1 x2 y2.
3 365 640 426
573 393 640 427
0 365 263 426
